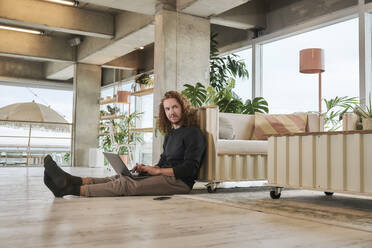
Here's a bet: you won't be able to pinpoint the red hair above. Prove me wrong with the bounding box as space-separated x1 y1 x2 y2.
158 91 197 134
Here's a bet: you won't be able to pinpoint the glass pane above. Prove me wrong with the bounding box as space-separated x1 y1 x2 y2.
233 48 253 101
133 87 153 165
139 94 153 128
262 18 359 114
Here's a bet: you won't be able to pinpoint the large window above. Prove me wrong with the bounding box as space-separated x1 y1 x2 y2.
262 18 359 113
100 80 153 166
0 85 73 166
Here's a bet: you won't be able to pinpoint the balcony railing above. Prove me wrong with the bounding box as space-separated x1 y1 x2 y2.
0 135 71 167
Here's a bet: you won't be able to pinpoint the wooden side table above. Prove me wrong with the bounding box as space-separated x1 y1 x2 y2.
267 130 372 199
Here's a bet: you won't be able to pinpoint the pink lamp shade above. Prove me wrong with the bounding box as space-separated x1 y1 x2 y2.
117 90 131 104
299 48 325 74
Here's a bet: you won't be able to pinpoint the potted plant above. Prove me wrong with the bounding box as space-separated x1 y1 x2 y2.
181 32 268 114
322 96 358 131
99 105 143 166
182 79 269 114
355 94 372 130
209 33 249 92
135 73 153 91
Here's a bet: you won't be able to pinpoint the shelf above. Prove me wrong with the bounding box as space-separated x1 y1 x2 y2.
100 97 117 105
100 114 126 120
100 88 153 103
130 127 153 133
131 88 154 97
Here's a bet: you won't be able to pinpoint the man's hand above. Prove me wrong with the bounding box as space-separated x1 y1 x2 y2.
130 163 146 173
131 164 174 176
131 164 161 175
141 165 161 175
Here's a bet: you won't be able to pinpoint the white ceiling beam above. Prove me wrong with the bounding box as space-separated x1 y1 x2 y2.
180 0 250 17
45 62 75 80
0 57 44 79
102 51 139 70
0 29 73 62
0 76 72 91
80 0 156 15
211 0 266 30
0 0 114 38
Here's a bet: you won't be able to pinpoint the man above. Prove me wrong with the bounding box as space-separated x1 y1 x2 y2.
43 90 206 197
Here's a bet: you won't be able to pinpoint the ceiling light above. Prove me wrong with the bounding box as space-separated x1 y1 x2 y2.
45 0 79 7
139 46 144 50
0 25 43 35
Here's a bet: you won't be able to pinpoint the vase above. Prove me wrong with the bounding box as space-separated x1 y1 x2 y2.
343 113 359 131
362 118 372 130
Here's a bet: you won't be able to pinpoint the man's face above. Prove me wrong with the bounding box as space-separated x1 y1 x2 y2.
163 98 182 125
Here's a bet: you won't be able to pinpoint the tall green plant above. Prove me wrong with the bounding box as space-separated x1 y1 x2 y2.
182 79 268 114
322 96 358 131
182 32 266 114
182 82 207 107
242 97 269 114
210 33 249 91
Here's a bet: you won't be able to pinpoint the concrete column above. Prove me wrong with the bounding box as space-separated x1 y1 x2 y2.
152 4 210 163
72 63 101 167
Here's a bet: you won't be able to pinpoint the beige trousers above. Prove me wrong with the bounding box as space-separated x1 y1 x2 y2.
84 175 191 197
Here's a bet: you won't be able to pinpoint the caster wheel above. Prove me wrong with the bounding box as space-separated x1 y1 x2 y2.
270 190 281 199
324 192 334 196
207 185 217 193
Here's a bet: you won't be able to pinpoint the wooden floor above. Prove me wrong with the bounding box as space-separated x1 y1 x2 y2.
1 167 372 248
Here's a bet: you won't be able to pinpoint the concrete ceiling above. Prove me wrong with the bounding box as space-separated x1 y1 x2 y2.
0 0 114 38
79 0 251 17
0 0 265 84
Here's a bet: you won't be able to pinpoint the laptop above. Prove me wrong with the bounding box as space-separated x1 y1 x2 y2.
103 152 150 179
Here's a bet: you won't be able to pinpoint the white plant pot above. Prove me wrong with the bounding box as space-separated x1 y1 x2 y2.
89 148 104 168
362 118 372 130
343 113 359 131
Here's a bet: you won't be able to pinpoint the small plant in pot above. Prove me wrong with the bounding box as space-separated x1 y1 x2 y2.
135 73 153 91
354 94 372 130
99 105 144 166
322 96 358 131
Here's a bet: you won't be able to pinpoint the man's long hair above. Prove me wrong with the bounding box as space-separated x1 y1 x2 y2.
158 91 197 135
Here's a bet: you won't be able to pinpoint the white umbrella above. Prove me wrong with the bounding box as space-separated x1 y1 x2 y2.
0 101 71 165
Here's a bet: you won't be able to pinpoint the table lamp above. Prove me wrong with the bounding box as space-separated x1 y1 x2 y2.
300 48 325 113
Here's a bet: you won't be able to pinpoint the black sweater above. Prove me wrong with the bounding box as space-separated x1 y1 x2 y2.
157 125 206 188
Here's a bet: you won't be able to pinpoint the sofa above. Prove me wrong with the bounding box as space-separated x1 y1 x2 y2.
197 105 324 192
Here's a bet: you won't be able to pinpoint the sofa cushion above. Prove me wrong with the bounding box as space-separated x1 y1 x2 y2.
252 112 307 140
219 112 254 140
217 139 268 154
219 116 235 139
